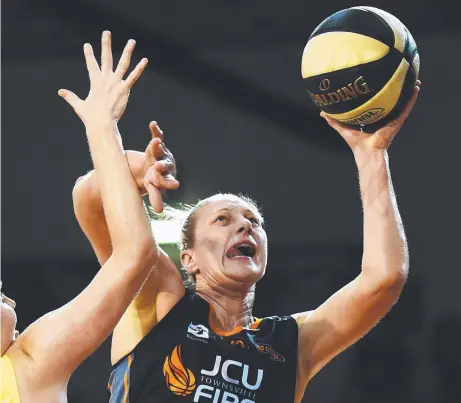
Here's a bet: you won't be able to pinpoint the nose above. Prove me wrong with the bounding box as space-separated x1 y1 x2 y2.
237 218 253 235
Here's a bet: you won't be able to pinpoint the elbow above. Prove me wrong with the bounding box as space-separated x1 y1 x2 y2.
362 261 409 294
136 237 160 269
376 272 407 309
383 270 408 292
383 256 410 290
115 236 159 273
74 174 87 188
72 171 100 214
72 172 93 202
363 250 409 291
111 240 159 289
371 267 408 295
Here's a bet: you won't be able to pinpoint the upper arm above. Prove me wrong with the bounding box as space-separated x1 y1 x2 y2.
293 272 405 382
19 253 155 383
111 250 184 364
73 170 112 264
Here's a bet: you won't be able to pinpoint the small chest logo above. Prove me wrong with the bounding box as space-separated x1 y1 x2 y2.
188 323 210 339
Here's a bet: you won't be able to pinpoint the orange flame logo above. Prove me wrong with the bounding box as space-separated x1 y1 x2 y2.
163 345 196 396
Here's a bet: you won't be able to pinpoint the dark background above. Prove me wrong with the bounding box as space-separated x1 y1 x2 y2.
2 0 460 402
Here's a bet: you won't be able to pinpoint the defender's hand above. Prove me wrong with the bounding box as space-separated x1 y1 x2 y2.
58 31 148 125
143 122 179 213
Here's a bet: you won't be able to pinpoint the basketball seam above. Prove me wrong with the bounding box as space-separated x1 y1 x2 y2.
308 10 395 51
359 8 396 49
357 10 419 69
387 45 417 72
403 27 418 63
309 8 395 44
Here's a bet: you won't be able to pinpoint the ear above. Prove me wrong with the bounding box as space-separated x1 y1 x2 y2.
181 249 200 276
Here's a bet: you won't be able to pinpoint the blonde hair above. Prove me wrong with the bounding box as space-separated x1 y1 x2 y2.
144 193 262 289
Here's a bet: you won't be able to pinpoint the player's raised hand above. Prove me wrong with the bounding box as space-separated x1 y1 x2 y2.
322 80 420 167
58 31 148 126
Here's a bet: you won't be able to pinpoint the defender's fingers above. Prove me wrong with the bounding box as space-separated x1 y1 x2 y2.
149 121 164 141
115 39 136 79
146 183 164 213
145 137 163 163
58 89 83 110
83 43 100 78
154 160 175 175
101 31 113 74
125 58 148 88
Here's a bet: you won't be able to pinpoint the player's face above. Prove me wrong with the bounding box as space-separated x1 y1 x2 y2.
182 195 268 288
1 284 18 353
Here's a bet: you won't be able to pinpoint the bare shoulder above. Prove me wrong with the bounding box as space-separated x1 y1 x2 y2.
291 311 314 327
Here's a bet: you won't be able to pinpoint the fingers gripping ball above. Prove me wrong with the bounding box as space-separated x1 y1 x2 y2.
301 7 420 133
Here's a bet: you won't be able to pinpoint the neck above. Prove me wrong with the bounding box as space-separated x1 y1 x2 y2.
195 282 256 333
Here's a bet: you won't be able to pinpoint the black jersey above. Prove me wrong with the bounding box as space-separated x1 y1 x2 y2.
108 291 299 403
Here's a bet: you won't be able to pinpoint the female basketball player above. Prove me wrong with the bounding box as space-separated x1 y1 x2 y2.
74 75 420 402
0 32 158 403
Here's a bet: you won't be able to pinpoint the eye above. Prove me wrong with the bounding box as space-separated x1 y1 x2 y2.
214 215 229 224
248 217 260 226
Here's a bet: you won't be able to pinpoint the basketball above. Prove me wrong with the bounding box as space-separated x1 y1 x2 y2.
301 7 420 132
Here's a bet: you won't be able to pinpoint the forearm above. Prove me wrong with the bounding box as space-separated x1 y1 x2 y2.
73 150 148 265
84 121 156 259
357 150 408 284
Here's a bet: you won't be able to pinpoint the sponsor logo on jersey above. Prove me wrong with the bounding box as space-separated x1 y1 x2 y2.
197 355 263 402
163 345 196 396
187 323 210 343
164 346 264 402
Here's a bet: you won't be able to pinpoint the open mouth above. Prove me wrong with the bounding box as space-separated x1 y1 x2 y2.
226 242 257 259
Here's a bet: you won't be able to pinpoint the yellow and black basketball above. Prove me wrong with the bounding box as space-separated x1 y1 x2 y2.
302 7 420 132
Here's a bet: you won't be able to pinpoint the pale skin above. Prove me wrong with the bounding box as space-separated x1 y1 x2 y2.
74 78 420 402
0 31 158 403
